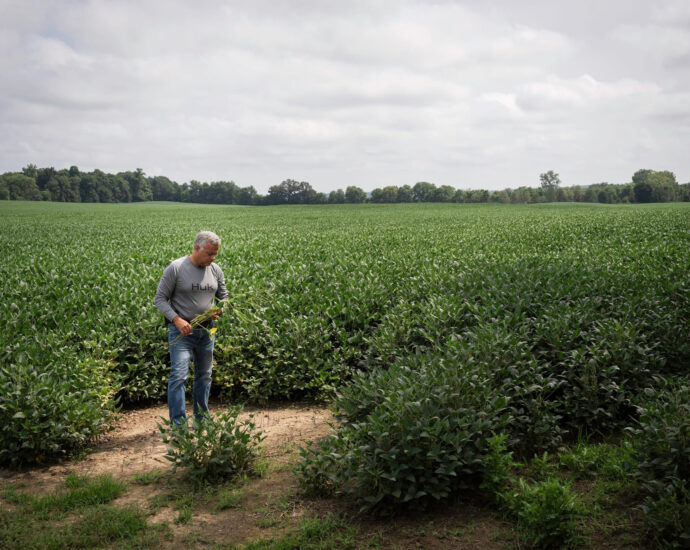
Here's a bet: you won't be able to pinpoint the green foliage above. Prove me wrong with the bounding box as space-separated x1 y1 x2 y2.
628 382 690 547
237 513 357 550
131 468 164 485
159 406 265 484
479 433 517 500
0 471 168 549
216 487 246 510
558 440 634 480
0 503 157 549
539 170 561 188
633 169 679 203
2 201 689 472
32 474 126 518
501 478 583 549
0 350 117 466
69 505 150 546
298 353 509 512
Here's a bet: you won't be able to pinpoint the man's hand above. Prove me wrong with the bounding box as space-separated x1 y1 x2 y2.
209 303 227 320
173 316 193 336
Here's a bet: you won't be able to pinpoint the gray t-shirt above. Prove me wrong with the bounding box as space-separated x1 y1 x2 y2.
154 256 229 322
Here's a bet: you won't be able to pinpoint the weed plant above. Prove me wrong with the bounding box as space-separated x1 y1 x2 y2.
159 406 264 484
500 477 584 549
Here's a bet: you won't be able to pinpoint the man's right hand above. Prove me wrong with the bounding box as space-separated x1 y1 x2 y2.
173 316 193 336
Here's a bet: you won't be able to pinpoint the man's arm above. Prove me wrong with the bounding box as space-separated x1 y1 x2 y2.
155 264 193 335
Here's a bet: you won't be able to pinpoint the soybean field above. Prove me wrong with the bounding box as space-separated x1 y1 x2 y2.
1 200 689 545
1 200 688 462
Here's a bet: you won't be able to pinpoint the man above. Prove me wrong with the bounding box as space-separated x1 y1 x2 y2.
154 231 228 424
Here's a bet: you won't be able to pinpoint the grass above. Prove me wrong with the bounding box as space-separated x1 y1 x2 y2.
0 473 168 549
0 437 655 549
131 467 164 485
544 440 644 548
216 487 246 511
558 441 635 481
230 514 358 549
255 493 294 528
31 473 126 519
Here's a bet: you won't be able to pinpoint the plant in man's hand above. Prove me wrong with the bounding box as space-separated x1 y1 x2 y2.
170 304 225 345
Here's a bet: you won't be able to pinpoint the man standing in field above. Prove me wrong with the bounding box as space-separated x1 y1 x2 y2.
154 231 228 424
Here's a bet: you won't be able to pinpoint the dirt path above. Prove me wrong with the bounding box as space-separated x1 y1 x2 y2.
0 402 644 549
0 401 334 491
0 401 514 549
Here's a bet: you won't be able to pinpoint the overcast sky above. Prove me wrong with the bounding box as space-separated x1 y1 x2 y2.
1 0 689 193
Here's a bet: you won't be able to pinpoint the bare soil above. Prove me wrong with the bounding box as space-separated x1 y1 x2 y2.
0 401 646 549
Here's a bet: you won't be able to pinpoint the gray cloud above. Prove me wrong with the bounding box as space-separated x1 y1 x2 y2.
1 0 688 191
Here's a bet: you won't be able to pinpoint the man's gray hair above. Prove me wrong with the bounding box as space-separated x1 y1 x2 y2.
194 231 221 249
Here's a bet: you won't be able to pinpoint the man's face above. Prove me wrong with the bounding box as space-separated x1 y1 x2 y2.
195 242 219 267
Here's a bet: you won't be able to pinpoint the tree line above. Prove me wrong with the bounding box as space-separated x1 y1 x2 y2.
1 164 688 205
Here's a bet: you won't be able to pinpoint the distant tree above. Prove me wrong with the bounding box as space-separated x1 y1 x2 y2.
208 181 239 204
112 175 131 202
328 189 345 204
679 183 690 202
78 172 99 202
413 181 436 202
397 184 413 203
181 180 204 203
119 169 152 201
570 186 584 202
433 185 455 202
308 190 328 204
151 175 179 201
3 173 41 200
237 186 258 205
380 186 399 203
632 169 654 187
45 174 75 202
633 169 678 202
490 189 511 204
556 187 573 202
618 183 634 203
453 189 467 203
92 170 114 203
596 184 618 204
345 185 367 203
510 187 530 204
539 170 561 188
582 186 597 203
539 171 560 202
370 188 383 203
36 166 56 193
466 189 489 203
647 171 678 202
22 163 38 179
267 179 314 204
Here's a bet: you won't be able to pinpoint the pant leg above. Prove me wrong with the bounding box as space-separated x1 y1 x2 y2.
168 324 192 425
192 326 215 420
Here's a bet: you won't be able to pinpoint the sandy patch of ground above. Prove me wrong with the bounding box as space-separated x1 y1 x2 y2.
0 401 645 549
0 401 334 492
0 401 338 548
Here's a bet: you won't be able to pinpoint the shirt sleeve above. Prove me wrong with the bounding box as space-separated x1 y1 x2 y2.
154 263 179 322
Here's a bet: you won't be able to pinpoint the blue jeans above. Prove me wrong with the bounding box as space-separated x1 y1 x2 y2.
168 323 215 425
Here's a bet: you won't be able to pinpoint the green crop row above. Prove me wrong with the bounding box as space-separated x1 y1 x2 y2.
1 202 688 479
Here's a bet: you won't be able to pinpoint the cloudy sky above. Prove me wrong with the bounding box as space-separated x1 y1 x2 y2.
1 0 689 193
